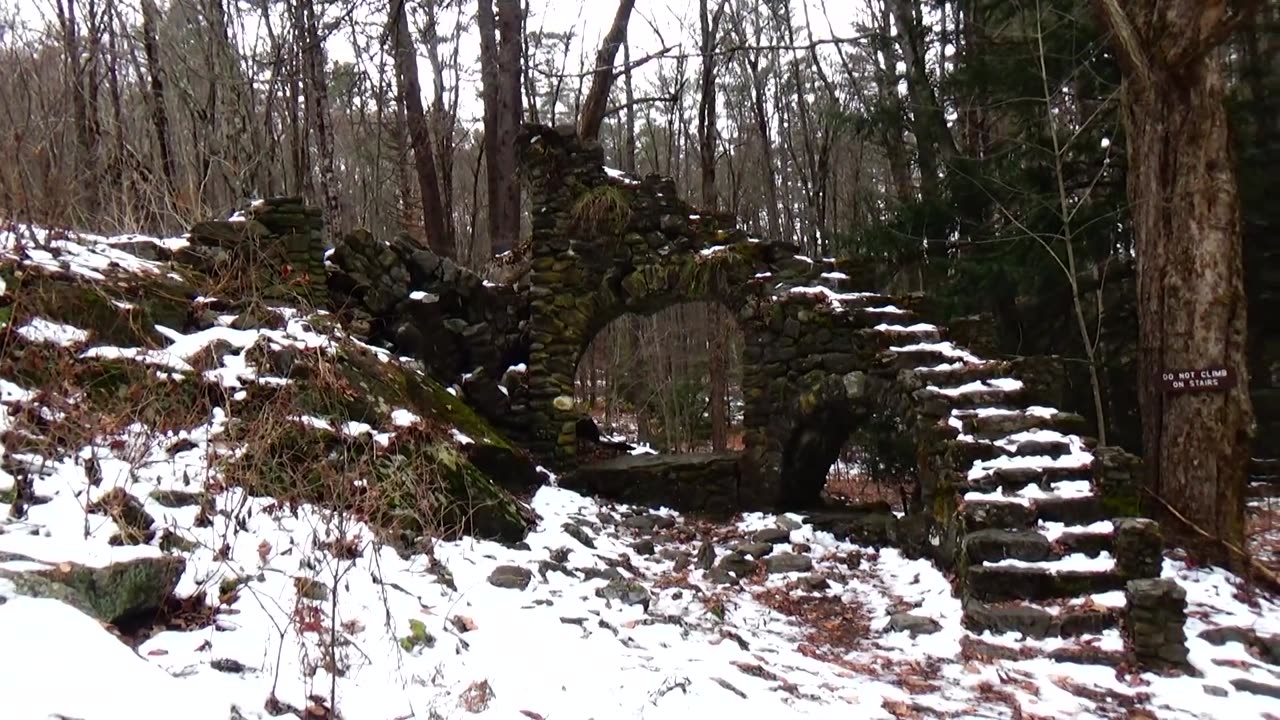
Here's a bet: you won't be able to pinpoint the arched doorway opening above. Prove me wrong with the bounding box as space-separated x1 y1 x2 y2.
574 301 744 455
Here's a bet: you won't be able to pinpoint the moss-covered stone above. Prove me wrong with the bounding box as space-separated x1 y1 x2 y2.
1 555 185 624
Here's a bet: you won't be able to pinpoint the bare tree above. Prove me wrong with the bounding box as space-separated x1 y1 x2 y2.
578 0 636 141
477 0 522 257
389 0 452 257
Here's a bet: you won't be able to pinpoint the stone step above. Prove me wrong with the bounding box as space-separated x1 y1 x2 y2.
912 385 1029 416
1250 457 1280 479
960 496 1108 531
908 361 1011 387
960 464 1095 494
1248 482 1280 499
961 597 1123 639
849 307 922 328
953 407 1090 441
948 433 1088 471
962 528 1114 564
877 345 985 373
967 562 1123 602
862 325 945 349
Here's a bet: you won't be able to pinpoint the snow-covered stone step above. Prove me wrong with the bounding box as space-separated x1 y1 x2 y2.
949 406 1089 441
959 464 1095 494
948 429 1092 472
962 527 1114 565
907 359 1009 387
962 592 1125 639
862 324 944 349
1250 457 1280 480
778 285 895 310
880 345 988 371
967 558 1123 602
805 269 862 292
912 379 1028 415
961 495 1109 530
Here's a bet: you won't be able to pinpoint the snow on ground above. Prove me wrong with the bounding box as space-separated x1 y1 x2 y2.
2 227 1280 719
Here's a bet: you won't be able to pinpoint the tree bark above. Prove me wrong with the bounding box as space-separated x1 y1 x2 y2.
477 0 523 256
301 0 340 242
390 0 452 257
578 0 637 141
888 0 956 202
139 0 176 200
1093 0 1255 567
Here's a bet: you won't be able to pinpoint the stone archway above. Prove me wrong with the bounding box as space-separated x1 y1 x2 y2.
516 124 928 510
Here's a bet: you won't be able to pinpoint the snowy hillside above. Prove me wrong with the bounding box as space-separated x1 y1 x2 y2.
1 225 1279 720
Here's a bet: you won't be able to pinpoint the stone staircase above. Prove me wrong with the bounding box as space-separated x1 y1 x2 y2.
781 268 1188 668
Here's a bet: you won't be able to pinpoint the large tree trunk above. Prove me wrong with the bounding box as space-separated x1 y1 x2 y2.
390 0 452 258
578 0 637 141
1093 0 1255 567
477 0 523 257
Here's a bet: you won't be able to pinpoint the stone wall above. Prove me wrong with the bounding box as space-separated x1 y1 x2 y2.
202 182 1190 670
516 124 929 508
325 230 532 442
177 197 328 305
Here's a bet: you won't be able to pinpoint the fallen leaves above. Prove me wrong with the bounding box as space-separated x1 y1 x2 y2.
459 679 495 714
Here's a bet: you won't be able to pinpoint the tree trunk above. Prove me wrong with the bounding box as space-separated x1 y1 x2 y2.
578 0 637 141
390 0 452 257
1093 0 1255 567
888 0 956 202
477 0 523 256
139 0 176 201
301 0 340 242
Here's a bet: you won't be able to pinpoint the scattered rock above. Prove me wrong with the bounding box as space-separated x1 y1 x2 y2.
487 565 533 590
630 538 656 556
776 515 803 531
734 541 773 559
562 523 596 549
1202 685 1229 698
0 554 185 625
536 559 576 580
595 577 651 610
799 574 829 591
887 612 942 636
293 576 330 602
764 553 813 574
1231 678 1280 700
86 488 155 545
694 541 716 570
580 567 624 582
716 552 758 578
752 527 791 545
620 515 656 532
148 489 209 508
210 658 249 674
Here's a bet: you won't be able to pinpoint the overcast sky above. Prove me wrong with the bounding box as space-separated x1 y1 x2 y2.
6 0 870 125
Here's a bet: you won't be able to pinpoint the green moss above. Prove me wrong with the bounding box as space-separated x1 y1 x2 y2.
399 619 436 652
1099 492 1142 519
13 272 194 348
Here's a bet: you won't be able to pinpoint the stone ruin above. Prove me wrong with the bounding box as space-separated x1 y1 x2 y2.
187 124 1194 670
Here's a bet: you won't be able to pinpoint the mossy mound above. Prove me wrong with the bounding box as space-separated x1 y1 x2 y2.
0 237 537 546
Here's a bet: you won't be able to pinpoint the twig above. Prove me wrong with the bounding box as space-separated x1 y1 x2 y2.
1144 488 1280 593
